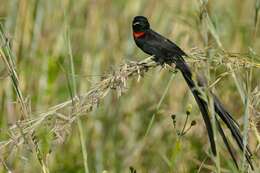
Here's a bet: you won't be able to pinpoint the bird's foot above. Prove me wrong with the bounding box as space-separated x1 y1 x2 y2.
157 60 168 70
165 63 178 73
170 63 176 69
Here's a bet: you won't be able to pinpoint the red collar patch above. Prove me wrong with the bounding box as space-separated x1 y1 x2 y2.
133 32 145 38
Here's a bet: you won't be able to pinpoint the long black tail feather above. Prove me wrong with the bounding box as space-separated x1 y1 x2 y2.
215 116 239 169
175 58 217 156
196 74 254 170
213 94 254 170
175 58 254 169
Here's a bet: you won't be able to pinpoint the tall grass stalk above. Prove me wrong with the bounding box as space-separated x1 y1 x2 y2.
197 0 221 171
64 14 90 173
1 1 260 171
1 23 50 173
0 24 28 119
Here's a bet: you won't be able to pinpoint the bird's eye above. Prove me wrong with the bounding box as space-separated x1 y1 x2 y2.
133 22 141 26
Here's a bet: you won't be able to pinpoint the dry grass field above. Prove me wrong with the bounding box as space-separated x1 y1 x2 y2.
0 0 260 172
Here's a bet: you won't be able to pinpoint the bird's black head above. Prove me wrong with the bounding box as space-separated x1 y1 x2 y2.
132 16 150 32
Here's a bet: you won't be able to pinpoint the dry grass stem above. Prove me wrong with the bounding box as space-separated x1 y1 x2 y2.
0 56 157 154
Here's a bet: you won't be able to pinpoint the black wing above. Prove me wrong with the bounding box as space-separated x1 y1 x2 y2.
149 29 187 57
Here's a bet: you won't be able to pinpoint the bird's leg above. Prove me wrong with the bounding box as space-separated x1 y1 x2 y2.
170 63 176 69
151 57 165 70
159 64 165 71
166 63 178 73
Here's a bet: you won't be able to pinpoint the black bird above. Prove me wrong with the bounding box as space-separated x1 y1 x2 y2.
132 16 253 169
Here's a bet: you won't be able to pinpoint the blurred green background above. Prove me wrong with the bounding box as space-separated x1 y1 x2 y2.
0 0 260 172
